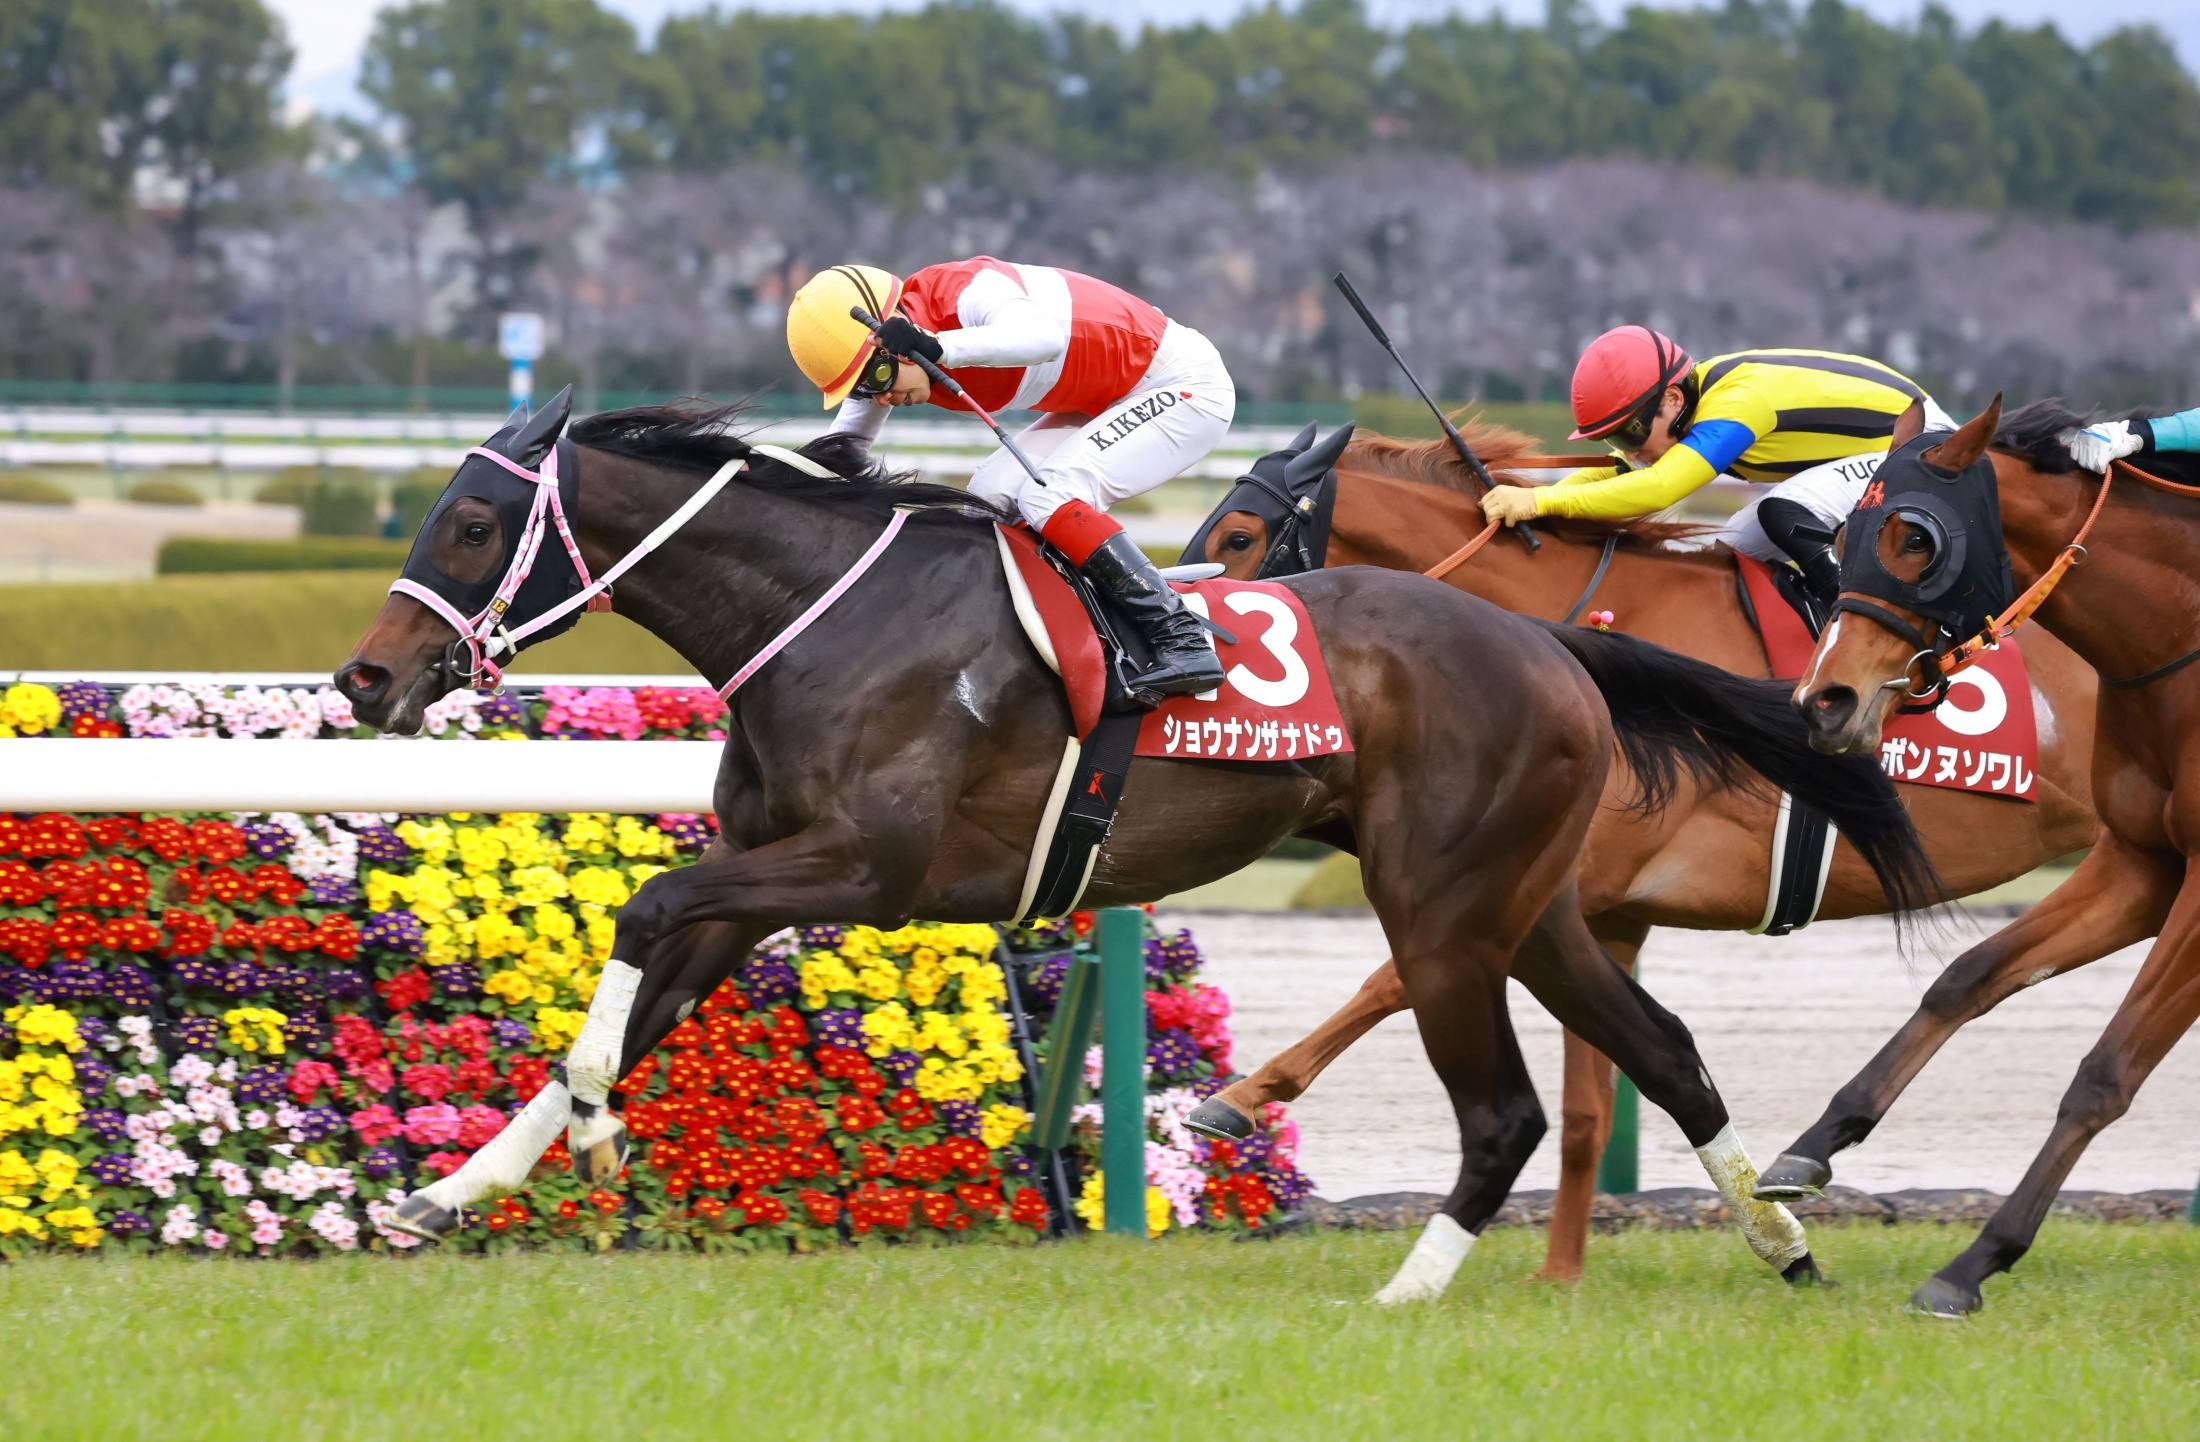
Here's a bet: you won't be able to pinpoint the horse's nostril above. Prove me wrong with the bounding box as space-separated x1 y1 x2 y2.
339 663 391 704
1808 686 1859 728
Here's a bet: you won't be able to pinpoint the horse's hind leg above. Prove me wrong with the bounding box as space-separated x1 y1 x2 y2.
1510 895 1815 1283
1188 958 1407 1141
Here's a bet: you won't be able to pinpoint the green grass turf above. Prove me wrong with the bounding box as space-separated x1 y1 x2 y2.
0 571 690 674
3 1221 2194 1441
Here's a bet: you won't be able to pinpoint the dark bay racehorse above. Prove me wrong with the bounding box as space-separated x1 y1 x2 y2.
1187 422 2096 1281
335 394 1937 1299
1773 397 2200 1315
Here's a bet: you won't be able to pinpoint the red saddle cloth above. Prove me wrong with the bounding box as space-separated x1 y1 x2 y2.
996 525 1353 759
1735 555 2038 803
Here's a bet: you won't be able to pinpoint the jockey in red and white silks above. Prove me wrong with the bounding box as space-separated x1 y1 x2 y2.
786 258 1232 697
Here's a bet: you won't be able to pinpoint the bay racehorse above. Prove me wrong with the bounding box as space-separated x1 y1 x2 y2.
1769 396 2200 1315
1185 420 2097 1281
333 392 1937 1300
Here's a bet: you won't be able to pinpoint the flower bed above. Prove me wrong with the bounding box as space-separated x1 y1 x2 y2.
0 679 1310 1255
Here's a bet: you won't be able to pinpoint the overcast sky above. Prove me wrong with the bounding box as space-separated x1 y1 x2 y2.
270 0 2199 118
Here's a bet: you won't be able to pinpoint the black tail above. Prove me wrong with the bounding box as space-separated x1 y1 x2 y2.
1545 623 1946 923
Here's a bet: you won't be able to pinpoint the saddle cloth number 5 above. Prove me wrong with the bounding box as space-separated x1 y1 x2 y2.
1181 589 1310 707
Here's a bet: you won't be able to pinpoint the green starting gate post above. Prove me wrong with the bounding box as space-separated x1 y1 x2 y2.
1029 952 1098 1153
1098 908 1148 1237
1596 1069 1639 1194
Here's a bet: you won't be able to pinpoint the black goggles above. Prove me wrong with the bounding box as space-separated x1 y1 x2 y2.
848 345 900 400
1605 391 1665 453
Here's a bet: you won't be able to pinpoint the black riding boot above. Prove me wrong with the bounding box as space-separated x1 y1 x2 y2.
1756 497 1843 608
1079 533 1226 698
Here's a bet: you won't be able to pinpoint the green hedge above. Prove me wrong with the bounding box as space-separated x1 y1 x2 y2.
157 537 413 575
0 474 74 507
124 478 206 507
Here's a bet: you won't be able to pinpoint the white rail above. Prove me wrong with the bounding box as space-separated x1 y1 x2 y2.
0 738 719 814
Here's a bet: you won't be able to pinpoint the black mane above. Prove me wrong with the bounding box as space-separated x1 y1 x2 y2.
569 400 1008 519
1991 398 2200 488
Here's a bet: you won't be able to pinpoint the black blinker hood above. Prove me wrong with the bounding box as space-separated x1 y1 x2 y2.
398 384 586 650
1180 422 1352 578
1837 429 2013 644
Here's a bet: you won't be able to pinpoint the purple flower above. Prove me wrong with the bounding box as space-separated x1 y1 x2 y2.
106 1210 153 1236
75 1016 113 1048
31 960 103 1004
1145 930 1201 986
244 823 291 860
1145 1028 1202 1081
309 875 359 908
171 956 223 992
75 1055 114 1095
877 1051 920 1087
430 964 480 997
294 1106 347 1143
740 956 797 1009
321 968 369 1003
283 1015 326 1053
478 692 528 728
656 814 715 852
89 1153 136 1187
108 963 155 1009
173 1016 218 1051
354 827 409 864
236 1068 288 1107
811 1009 865 1050
1232 1133 1276 1169
491 1018 533 1049
361 1147 402 1179
362 909 424 957
55 680 112 724
937 1099 981 1138
1023 953 1070 1010
83 1108 127 1143
1003 1151 1034 1176
796 925 845 948
1263 1167 1314 1208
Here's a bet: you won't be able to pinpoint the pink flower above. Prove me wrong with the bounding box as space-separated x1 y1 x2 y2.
419 1150 469 1177
354 1059 394 1095
401 1103 463 1147
401 1063 455 1102
349 1103 402 1146
203 1230 229 1251
455 1105 506 1150
287 1060 338 1104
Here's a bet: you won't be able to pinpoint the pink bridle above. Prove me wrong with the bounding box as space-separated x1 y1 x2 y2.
388 444 597 692
390 440 908 700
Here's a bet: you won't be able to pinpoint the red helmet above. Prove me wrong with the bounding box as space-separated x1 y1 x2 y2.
1569 326 1693 440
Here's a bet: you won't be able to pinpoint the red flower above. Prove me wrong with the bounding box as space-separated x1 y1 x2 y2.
799 1188 842 1225
0 861 44 906
189 819 249 864
161 911 217 957
557 1200 579 1219
1009 1189 1050 1229
401 1063 455 1102
377 969 432 1013
506 1056 551 1101
485 1213 510 1232
0 917 51 967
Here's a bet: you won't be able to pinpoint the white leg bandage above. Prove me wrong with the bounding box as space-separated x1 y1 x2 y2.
566 959 643 1104
420 1081 573 1211
1372 1213 1476 1305
1695 1123 1810 1268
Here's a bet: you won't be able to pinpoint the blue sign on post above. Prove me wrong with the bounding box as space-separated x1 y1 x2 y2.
498 312 545 410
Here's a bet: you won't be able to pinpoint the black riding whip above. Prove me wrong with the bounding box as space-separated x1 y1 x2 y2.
1331 272 1539 552
849 305 1049 486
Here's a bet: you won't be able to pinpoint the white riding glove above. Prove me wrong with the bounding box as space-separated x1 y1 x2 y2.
2061 419 2149 473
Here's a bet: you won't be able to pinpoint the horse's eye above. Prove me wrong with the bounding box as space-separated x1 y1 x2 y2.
1223 531 1255 552
462 521 492 546
1902 531 1930 553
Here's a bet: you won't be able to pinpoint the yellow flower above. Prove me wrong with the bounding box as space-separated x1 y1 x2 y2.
0 683 61 736
222 1007 288 1056
1072 1176 1171 1238
534 1007 586 1052
4 1006 83 1053
980 1104 1030 1149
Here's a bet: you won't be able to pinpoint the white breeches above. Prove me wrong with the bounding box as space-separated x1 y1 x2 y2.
1719 395 1957 560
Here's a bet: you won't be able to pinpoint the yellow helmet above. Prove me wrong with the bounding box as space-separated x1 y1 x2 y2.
786 264 906 408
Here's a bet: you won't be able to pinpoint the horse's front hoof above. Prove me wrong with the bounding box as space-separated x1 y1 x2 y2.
387 1191 466 1244
568 1109 631 1185
1907 1274 1981 1319
1185 1095 1257 1143
1781 1253 1834 1288
1753 1152 1831 1202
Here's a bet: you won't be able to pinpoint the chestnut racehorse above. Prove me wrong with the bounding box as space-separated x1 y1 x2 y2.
333 395 1939 1301
1772 397 2200 1315
1188 421 2097 1281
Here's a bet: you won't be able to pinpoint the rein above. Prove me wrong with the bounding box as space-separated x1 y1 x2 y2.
395 440 836 693
1421 523 1618 627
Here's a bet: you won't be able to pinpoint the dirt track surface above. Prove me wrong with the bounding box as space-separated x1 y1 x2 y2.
1165 909 2200 1202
